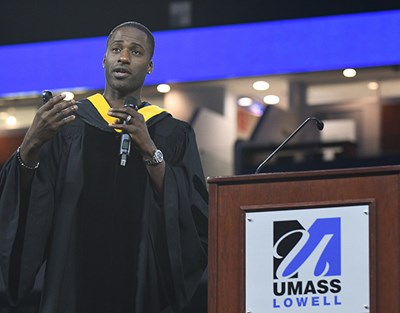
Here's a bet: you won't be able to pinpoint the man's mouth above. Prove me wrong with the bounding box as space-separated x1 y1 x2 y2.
113 67 131 78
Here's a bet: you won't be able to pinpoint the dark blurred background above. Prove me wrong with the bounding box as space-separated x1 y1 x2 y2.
1 0 399 45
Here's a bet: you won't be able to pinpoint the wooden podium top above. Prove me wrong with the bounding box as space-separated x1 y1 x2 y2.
207 164 400 185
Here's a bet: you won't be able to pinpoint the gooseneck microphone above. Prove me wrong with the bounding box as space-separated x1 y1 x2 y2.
255 117 324 174
120 96 139 166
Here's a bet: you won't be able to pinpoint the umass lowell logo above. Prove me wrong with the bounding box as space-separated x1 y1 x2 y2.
272 218 342 309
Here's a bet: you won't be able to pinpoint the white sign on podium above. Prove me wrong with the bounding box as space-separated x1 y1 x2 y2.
245 205 370 313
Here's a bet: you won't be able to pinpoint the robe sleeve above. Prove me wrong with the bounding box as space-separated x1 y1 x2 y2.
0 139 61 305
136 118 208 313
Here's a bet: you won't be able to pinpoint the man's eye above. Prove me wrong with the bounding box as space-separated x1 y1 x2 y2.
112 47 121 53
132 50 141 55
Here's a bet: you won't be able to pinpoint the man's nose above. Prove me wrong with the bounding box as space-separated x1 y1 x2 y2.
118 49 130 63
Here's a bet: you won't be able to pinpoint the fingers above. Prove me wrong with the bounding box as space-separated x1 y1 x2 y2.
108 107 144 124
39 93 77 120
40 98 77 128
51 99 77 114
35 97 78 134
108 110 143 132
107 107 153 150
57 112 77 126
41 94 66 110
53 101 79 122
42 94 77 115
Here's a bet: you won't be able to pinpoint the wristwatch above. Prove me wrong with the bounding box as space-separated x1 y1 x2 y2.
143 149 164 166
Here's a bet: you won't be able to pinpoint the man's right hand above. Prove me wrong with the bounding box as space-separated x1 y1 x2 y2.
19 94 78 168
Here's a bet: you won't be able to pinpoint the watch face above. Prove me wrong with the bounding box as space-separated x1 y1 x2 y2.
144 149 164 165
154 149 163 163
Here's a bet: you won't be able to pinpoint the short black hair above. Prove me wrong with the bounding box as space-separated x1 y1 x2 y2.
107 21 155 58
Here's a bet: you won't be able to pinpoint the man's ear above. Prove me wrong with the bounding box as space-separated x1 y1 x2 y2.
147 61 153 74
102 56 106 68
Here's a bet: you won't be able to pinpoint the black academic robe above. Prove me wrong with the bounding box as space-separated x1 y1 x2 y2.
0 99 208 313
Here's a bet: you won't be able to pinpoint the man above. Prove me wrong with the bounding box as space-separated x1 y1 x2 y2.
0 22 208 313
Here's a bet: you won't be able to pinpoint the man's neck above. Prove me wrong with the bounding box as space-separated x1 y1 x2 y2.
102 90 141 108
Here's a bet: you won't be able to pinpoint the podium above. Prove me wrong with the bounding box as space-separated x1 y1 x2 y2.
208 165 400 313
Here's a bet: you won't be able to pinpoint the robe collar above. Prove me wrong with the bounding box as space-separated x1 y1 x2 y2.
85 93 166 133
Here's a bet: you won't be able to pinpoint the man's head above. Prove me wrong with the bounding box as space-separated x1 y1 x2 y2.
103 22 155 98
107 21 155 58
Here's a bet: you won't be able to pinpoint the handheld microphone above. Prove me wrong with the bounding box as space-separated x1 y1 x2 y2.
255 117 324 174
119 96 139 166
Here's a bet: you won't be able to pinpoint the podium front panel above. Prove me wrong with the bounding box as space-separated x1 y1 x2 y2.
245 204 370 313
208 166 400 313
